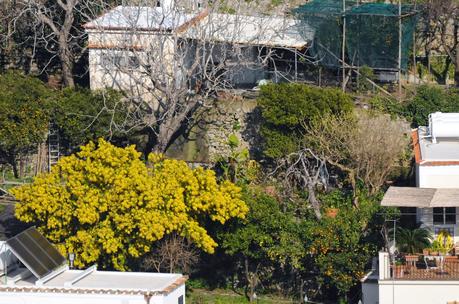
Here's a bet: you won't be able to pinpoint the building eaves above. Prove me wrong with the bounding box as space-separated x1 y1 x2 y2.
176 9 209 34
381 186 459 207
86 44 145 51
412 129 422 164
0 275 188 296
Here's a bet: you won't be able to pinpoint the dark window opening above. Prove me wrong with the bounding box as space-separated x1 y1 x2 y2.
399 207 417 229
178 295 184 304
433 207 456 225
100 55 139 70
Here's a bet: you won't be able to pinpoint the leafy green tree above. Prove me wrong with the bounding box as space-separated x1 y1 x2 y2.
51 87 128 153
406 85 459 127
396 226 432 254
306 190 379 299
0 71 51 177
220 187 305 302
258 83 353 158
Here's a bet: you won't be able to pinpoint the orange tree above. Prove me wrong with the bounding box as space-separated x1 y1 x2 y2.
220 187 305 301
305 190 382 299
11 139 248 270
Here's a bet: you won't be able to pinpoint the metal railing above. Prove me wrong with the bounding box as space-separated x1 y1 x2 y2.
391 256 459 280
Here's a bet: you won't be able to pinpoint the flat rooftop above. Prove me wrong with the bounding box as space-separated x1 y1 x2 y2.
84 6 197 31
0 267 186 296
414 127 459 165
181 13 311 49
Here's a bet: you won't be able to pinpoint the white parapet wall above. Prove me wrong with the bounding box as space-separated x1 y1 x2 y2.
0 284 185 304
0 292 148 304
379 280 459 304
417 165 459 188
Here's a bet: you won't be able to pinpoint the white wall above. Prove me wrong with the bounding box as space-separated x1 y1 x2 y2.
0 284 185 304
379 280 459 304
88 30 175 95
418 165 459 188
164 285 185 304
0 292 146 304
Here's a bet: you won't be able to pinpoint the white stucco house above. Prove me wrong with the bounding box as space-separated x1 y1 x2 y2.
362 112 459 304
0 228 187 304
83 1 312 96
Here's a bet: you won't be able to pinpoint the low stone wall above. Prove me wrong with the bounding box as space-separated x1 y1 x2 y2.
166 95 261 163
204 97 259 161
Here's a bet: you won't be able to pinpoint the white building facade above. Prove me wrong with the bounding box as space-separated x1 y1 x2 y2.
362 112 459 304
83 3 311 96
0 229 187 304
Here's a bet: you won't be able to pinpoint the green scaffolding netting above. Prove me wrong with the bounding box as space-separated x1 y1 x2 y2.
294 0 419 71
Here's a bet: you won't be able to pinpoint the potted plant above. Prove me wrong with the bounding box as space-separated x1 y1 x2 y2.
393 260 405 278
429 240 442 256
395 226 431 255
436 230 454 256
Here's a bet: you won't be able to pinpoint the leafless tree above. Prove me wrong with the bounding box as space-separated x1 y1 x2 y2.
87 0 311 154
305 110 410 197
272 148 329 220
10 0 112 87
141 234 199 274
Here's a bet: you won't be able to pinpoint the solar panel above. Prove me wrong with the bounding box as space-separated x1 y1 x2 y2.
6 227 67 279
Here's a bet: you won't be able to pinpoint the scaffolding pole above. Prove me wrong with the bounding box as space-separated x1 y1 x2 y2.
342 0 346 92
398 0 402 99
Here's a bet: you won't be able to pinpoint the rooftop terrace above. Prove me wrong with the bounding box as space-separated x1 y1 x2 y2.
0 267 186 295
415 127 459 164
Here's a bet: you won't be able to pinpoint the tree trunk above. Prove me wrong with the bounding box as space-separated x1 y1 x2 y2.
455 42 459 87
442 57 452 85
153 136 169 154
144 129 157 158
8 155 18 179
244 256 257 302
60 48 74 88
151 118 182 154
307 181 322 220
58 33 74 88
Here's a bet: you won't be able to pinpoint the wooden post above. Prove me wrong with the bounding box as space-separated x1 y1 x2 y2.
294 49 298 81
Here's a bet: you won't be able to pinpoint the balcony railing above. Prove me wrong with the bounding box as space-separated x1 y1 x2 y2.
391 256 459 280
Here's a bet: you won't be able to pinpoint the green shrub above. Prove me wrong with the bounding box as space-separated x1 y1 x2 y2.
368 96 407 119
0 71 51 177
406 85 459 127
357 65 375 93
258 83 353 158
51 87 128 153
